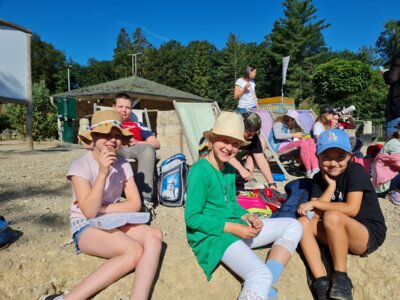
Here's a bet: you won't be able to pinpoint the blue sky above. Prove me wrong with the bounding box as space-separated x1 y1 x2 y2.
1 0 398 65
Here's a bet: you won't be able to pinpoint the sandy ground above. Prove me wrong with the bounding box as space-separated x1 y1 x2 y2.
0 140 399 300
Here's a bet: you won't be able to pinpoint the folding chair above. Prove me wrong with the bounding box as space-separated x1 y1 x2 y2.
295 109 316 134
250 109 300 179
173 100 220 162
93 104 152 131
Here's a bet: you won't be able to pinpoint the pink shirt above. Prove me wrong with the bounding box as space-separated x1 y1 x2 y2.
67 151 133 233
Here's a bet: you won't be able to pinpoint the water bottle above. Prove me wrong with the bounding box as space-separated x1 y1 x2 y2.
272 173 285 182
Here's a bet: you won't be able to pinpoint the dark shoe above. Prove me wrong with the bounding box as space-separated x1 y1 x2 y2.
329 272 353 300
39 293 63 300
312 276 330 300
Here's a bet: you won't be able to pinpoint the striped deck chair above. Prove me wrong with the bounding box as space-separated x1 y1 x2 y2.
173 100 220 163
250 109 300 179
295 109 316 134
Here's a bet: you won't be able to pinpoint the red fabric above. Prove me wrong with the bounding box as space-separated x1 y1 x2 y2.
122 120 143 141
367 144 384 158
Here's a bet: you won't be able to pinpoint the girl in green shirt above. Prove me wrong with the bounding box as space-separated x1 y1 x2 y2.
185 112 302 300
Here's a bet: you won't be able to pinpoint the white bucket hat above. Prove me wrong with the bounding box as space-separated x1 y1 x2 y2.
203 112 250 146
285 109 300 126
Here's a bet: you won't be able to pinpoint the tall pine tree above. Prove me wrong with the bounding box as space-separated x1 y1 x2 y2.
113 28 133 78
263 0 329 103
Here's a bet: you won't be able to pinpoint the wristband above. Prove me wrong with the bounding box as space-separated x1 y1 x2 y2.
268 182 277 188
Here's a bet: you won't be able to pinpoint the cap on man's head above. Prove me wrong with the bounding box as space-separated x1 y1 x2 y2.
395 122 400 129
243 112 262 131
316 129 351 155
319 104 335 115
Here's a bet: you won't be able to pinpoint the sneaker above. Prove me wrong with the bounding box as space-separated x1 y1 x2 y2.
312 277 330 300
387 190 400 205
143 197 156 220
307 168 320 179
39 294 63 300
244 179 265 190
329 272 353 300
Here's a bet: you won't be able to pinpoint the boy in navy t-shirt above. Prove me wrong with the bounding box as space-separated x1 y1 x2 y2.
297 129 386 300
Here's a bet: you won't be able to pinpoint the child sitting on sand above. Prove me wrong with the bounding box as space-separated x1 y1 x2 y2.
40 110 163 300
185 112 302 299
297 129 387 300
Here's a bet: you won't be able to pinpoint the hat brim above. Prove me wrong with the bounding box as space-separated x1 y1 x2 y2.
78 124 132 146
203 131 250 146
316 144 352 155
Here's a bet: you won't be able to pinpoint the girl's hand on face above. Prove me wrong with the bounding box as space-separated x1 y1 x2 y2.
99 147 117 174
297 202 314 216
242 213 263 230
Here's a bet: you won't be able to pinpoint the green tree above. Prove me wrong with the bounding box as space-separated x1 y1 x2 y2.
31 34 68 93
263 0 330 102
131 27 154 78
113 28 133 78
4 80 57 140
79 58 116 87
144 40 186 89
312 58 372 104
212 34 247 108
181 41 216 99
347 71 387 123
376 20 400 65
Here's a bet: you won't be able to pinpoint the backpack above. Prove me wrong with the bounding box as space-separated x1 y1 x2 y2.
158 153 189 207
0 216 14 248
271 178 313 218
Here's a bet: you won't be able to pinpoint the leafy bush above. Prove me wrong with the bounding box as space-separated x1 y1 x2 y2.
0 113 10 132
312 58 372 103
3 80 58 140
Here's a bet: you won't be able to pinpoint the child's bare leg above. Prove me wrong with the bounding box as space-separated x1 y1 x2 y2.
121 224 163 300
64 228 144 300
298 215 328 278
323 210 369 272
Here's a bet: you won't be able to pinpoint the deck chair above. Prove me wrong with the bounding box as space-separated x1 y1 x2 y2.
173 100 220 162
93 104 152 131
295 109 316 134
250 109 300 179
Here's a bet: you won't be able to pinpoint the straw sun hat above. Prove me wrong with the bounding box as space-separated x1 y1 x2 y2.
203 112 250 146
79 110 132 144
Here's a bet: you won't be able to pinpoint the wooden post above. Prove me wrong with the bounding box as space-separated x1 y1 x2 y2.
25 32 33 150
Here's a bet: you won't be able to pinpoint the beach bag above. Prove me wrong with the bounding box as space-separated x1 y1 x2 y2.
271 178 313 218
158 153 189 207
237 195 272 217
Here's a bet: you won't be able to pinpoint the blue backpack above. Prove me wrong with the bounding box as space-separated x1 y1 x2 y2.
0 216 14 248
158 153 189 207
271 178 313 218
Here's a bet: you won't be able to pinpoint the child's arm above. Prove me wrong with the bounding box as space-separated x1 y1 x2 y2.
100 176 141 213
72 148 117 218
299 191 363 217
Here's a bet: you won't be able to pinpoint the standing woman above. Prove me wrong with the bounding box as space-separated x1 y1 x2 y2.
234 64 259 114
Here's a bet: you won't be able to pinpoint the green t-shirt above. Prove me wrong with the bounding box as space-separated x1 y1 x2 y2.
185 159 248 280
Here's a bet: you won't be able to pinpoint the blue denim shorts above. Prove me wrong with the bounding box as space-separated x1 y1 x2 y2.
72 224 91 254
